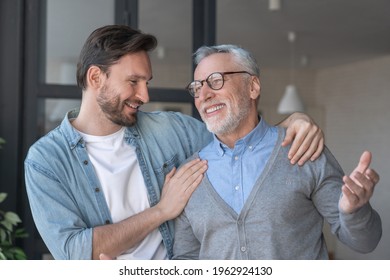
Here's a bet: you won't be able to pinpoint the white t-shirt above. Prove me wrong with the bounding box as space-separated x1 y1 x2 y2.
78 127 167 259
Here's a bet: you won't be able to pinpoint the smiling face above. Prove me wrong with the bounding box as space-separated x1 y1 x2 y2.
96 51 152 127
194 53 260 140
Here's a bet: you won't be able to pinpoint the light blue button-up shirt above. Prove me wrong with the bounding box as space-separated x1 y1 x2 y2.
25 109 212 259
199 117 278 213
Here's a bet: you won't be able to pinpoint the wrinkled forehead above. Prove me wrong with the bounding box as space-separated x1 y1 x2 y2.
194 53 237 80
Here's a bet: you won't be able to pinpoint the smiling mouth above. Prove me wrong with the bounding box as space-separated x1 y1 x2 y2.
205 104 225 114
124 100 142 110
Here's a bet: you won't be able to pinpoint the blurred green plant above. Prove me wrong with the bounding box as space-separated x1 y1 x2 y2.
0 193 28 259
0 139 28 259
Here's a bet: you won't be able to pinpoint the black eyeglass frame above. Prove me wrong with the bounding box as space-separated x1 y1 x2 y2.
186 71 253 98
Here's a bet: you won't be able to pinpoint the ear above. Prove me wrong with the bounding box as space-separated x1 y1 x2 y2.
249 76 261 100
86 65 104 90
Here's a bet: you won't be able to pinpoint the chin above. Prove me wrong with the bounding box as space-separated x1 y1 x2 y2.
124 117 137 127
111 113 137 127
205 123 222 135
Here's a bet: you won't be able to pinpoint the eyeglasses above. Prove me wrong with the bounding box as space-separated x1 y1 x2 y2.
186 71 253 98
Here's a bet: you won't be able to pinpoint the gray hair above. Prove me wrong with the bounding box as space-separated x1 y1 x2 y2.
193 44 260 77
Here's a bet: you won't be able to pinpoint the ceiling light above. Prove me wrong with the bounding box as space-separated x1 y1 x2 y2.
278 31 305 114
278 85 304 114
269 0 281 11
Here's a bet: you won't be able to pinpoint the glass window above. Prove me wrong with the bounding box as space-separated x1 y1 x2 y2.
139 0 192 89
43 0 115 85
38 98 81 135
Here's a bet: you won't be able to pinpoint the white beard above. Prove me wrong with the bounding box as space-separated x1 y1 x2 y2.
202 96 252 136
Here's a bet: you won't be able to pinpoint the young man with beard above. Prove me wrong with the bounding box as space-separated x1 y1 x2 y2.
172 45 382 259
25 25 325 260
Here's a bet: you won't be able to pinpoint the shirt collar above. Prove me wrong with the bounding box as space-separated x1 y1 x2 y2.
61 109 84 149
212 116 270 156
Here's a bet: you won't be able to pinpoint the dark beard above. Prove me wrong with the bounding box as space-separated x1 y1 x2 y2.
107 109 138 127
97 87 138 127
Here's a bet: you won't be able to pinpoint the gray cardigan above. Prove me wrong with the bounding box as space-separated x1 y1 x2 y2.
173 127 382 259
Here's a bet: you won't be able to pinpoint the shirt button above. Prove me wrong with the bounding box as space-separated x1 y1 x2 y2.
105 220 110 224
234 156 239 160
83 160 88 165
241 246 246 252
95 188 100 192
248 145 253 150
235 185 240 191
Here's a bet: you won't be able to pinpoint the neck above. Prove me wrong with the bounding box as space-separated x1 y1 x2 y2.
72 92 122 136
216 113 259 149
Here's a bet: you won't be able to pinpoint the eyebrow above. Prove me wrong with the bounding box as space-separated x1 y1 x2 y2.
126 74 153 81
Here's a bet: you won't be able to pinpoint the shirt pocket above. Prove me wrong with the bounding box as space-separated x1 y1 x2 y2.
153 154 179 189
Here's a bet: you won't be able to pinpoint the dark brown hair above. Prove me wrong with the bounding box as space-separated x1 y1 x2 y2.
76 25 157 89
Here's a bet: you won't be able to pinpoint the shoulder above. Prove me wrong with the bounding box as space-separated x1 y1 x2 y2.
178 153 200 169
25 126 70 166
272 127 343 174
136 111 211 146
138 110 204 127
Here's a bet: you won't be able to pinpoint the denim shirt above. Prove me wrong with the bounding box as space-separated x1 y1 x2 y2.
24 109 212 259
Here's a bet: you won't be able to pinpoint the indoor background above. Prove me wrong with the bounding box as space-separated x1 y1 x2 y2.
0 0 389 260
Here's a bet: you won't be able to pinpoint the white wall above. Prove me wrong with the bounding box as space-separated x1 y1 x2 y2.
316 56 390 259
259 55 390 259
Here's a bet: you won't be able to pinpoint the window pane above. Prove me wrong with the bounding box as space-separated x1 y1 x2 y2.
38 98 81 135
43 0 115 85
139 0 192 89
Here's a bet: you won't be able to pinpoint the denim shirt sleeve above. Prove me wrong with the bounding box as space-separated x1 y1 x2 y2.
24 113 109 260
25 157 94 259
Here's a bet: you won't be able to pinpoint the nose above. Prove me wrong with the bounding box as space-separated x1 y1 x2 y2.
197 82 214 101
136 82 150 104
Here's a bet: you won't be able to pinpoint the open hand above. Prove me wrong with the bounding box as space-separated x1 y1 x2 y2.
157 158 207 220
339 151 380 214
